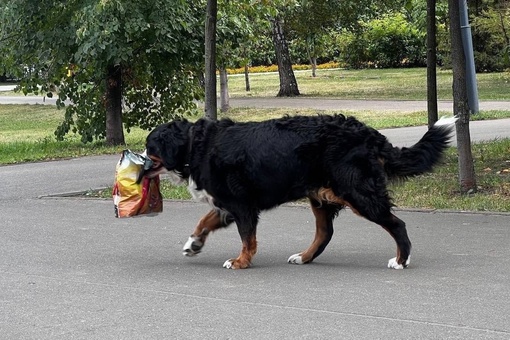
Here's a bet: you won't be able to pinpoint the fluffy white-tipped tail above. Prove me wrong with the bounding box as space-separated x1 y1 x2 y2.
434 116 458 127
384 115 456 179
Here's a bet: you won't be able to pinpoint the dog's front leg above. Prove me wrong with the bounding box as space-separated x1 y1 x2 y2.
223 213 258 269
183 209 233 256
223 231 257 269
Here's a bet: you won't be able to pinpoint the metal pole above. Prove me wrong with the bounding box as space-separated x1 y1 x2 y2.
459 0 479 114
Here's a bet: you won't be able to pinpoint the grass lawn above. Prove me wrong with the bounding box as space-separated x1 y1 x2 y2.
0 104 148 163
227 68 510 100
390 141 510 212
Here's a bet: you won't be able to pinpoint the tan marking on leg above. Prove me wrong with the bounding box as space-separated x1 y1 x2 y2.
191 209 224 243
297 203 330 263
228 234 257 269
311 187 361 216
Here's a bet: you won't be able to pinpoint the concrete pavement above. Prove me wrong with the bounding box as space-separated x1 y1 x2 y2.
1 91 509 113
1 197 510 339
1 83 509 112
1 138 510 339
227 97 510 113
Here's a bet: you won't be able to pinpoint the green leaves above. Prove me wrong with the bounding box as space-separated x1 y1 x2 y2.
1 0 205 143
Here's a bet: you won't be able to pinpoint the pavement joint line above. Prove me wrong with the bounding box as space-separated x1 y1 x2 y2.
3 269 510 336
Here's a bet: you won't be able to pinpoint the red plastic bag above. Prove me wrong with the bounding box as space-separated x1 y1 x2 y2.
113 150 163 218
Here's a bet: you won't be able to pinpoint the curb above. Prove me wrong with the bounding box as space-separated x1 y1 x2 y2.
38 190 510 217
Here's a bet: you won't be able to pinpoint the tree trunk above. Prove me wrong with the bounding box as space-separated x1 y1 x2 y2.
310 56 317 78
105 64 125 146
219 67 230 113
305 36 317 77
426 0 438 128
271 17 300 97
449 0 477 194
204 0 217 120
244 64 251 92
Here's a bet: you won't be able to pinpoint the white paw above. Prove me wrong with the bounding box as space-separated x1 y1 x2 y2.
223 259 234 269
387 256 411 269
287 253 304 265
182 236 203 257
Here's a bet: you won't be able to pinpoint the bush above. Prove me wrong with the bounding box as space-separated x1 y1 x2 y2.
472 8 510 72
336 13 426 69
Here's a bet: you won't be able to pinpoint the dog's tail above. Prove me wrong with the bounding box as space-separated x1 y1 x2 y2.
383 116 457 179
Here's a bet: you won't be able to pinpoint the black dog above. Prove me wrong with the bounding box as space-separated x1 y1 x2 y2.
145 114 456 269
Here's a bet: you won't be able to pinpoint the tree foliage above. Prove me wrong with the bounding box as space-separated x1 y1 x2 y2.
472 5 510 71
0 0 204 144
336 13 426 68
284 0 342 75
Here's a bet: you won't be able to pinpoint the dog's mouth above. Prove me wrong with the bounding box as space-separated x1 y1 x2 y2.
137 153 187 186
136 154 168 183
145 156 168 177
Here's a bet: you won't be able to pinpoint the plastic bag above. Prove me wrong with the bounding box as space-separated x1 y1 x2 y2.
113 150 163 218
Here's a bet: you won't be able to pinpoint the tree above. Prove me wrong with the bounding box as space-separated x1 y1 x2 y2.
271 15 300 97
427 0 439 128
285 0 342 77
0 0 204 145
215 0 271 111
204 0 218 119
216 1 252 112
449 0 477 194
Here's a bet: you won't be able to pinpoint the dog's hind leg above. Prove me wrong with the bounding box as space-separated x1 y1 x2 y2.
223 210 259 269
183 208 234 257
378 214 412 269
343 193 412 269
288 198 339 265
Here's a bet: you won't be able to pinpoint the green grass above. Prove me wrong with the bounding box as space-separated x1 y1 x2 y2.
390 140 510 212
227 68 510 100
0 104 62 142
220 107 510 129
0 104 147 164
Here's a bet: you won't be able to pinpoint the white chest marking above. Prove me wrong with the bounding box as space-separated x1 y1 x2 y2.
188 176 215 207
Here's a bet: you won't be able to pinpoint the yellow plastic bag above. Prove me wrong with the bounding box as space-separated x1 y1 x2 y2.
113 150 163 218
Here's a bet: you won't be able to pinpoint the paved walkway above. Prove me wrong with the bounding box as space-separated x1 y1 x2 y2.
2 92 510 114
228 97 510 113
1 135 510 339
2 83 510 112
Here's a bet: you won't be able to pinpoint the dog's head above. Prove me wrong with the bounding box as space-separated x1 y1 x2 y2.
144 119 193 183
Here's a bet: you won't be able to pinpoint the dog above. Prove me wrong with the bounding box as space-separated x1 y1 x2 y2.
144 114 456 269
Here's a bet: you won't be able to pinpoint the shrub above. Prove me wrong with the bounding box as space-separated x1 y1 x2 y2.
336 13 426 69
472 7 510 72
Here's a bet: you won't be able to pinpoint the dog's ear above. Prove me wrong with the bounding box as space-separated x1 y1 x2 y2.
146 120 191 170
